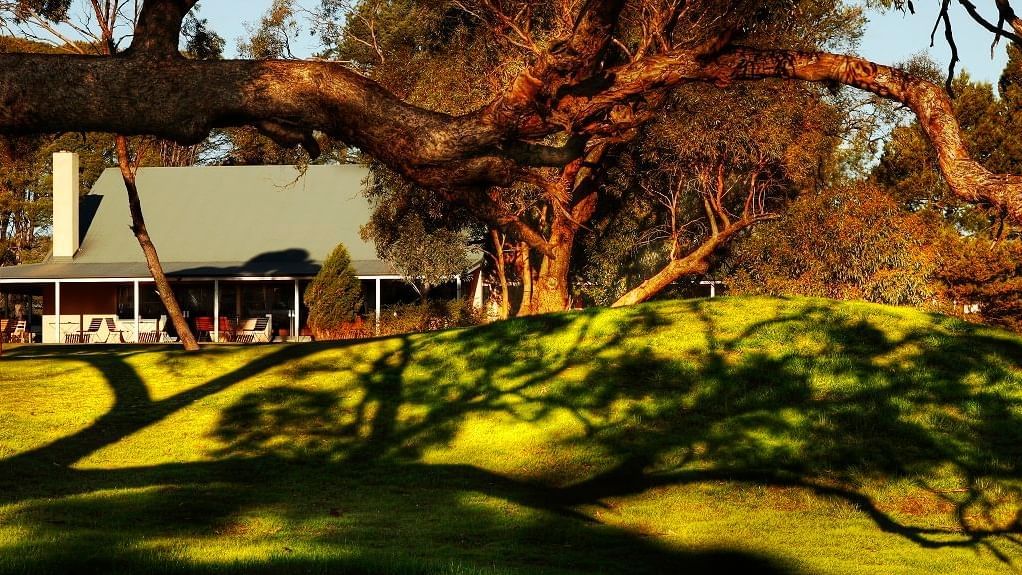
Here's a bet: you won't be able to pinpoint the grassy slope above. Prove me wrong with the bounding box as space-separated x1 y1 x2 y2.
1 296 1021 574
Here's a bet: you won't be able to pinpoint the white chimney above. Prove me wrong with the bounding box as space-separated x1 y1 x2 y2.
52 151 80 260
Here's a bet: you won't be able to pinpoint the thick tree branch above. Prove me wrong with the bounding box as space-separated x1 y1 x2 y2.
995 0 1022 39
584 46 1022 224
2 6 1021 232
611 214 767 308
697 48 1022 222
0 53 525 189
481 0 626 136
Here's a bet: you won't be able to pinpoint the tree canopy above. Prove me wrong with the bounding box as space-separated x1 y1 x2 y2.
2 0 1022 317
0 1 1018 209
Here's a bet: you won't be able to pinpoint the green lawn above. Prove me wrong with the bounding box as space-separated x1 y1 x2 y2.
1 296 1021 574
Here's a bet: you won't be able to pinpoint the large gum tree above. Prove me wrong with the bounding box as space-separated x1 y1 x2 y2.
2 0 1022 314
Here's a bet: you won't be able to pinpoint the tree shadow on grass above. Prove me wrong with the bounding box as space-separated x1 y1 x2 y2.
1 298 1021 572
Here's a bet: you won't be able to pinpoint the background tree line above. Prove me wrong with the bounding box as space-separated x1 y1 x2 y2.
729 44 1022 331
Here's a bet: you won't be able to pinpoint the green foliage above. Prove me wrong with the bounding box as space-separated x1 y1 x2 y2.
321 0 868 310
181 4 226 61
359 164 474 296
305 243 364 339
935 234 1022 331
319 0 548 110
871 49 1022 330
874 57 1022 234
727 185 940 306
238 0 301 59
9 0 70 22
578 79 846 305
378 299 482 336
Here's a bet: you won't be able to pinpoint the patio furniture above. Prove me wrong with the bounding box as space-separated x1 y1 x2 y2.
194 316 214 342
81 318 104 343
136 318 169 343
115 319 135 343
237 316 271 343
57 319 80 343
217 316 236 342
138 331 162 344
0 319 9 343
11 320 30 343
104 318 125 343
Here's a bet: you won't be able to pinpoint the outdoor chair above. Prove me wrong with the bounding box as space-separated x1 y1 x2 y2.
11 320 30 344
194 316 214 342
82 318 104 343
237 316 271 343
137 319 169 343
0 319 9 343
103 317 124 343
217 316 236 342
138 331 162 344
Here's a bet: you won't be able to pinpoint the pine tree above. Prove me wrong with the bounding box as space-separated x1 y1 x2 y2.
305 243 363 339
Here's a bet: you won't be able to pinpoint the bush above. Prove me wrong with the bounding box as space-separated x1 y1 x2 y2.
935 235 1022 331
378 299 482 336
306 243 364 340
726 185 941 307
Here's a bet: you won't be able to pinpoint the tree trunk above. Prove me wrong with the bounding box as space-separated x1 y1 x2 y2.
115 136 199 351
612 254 711 308
490 228 510 319
612 220 753 307
518 243 533 316
528 226 574 315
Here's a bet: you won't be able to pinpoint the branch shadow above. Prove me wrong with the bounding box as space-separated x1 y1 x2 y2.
2 298 1021 572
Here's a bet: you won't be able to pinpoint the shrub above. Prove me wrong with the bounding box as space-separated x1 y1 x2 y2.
726 185 941 307
306 243 364 340
935 235 1022 331
378 299 482 336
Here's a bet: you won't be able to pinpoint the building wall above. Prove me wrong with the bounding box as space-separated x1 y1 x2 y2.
41 283 118 315
40 284 55 315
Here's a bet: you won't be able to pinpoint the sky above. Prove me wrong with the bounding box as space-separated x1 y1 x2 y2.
198 0 1013 84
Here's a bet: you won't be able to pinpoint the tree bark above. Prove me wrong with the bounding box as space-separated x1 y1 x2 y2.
995 0 1022 38
115 136 199 351
0 48 1017 220
612 222 749 308
529 231 574 315
490 228 510 320
518 243 533 316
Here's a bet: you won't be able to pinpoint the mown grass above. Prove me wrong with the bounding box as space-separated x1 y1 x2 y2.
1 296 1021 574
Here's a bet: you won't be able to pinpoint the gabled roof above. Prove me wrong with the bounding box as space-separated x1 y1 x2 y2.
0 164 402 280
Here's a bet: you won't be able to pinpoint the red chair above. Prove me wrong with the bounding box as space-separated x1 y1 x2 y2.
217 316 236 342
194 316 214 342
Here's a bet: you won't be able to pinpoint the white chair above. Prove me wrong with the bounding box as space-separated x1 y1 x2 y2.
237 316 272 343
137 319 163 343
10 320 29 343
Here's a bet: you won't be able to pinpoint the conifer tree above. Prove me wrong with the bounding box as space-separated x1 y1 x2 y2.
306 243 364 339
